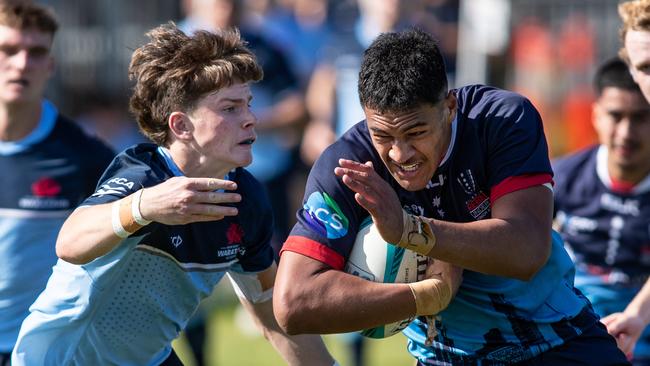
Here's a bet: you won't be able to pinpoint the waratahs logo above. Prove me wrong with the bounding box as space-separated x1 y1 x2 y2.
302 192 349 239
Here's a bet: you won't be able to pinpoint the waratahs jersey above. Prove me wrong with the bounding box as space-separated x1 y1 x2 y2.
554 145 650 358
0 100 114 353
12 144 274 366
282 85 594 364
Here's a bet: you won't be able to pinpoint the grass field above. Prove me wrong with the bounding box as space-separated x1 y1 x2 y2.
172 282 414 366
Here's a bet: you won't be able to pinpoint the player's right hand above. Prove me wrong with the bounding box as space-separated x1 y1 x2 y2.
138 176 241 225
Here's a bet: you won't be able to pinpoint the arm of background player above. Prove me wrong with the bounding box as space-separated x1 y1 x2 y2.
273 251 461 334
235 263 336 366
56 177 240 264
601 278 650 356
300 64 337 165
427 185 553 281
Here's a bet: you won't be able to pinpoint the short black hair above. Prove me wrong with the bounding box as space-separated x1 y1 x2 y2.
594 57 642 97
358 28 448 113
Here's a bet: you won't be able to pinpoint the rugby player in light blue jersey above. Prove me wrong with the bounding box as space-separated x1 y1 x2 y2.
274 29 630 365
0 3 114 364
554 57 650 364
12 23 334 366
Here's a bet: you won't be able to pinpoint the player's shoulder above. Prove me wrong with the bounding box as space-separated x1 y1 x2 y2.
456 84 535 118
52 114 114 153
553 146 598 177
98 143 167 188
552 145 599 191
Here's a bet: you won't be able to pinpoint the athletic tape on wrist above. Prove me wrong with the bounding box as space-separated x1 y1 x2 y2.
408 276 452 316
112 200 132 239
131 189 152 226
398 210 436 255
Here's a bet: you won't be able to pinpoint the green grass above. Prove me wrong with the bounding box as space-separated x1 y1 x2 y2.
172 282 414 366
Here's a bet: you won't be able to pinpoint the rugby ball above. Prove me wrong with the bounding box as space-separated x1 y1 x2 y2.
344 217 428 338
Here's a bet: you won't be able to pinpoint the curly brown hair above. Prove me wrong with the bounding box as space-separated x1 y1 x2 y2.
618 0 650 62
128 22 263 146
0 0 58 35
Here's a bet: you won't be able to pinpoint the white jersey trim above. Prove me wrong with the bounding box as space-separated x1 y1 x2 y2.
137 244 237 272
0 207 72 218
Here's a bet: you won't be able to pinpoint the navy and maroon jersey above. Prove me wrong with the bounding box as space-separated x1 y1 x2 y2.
0 100 114 352
283 85 594 364
13 144 274 366
554 145 650 358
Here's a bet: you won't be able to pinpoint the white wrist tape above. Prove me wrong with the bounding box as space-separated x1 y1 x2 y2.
131 189 152 226
112 200 132 239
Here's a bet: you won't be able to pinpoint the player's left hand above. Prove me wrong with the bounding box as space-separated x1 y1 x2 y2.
334 158 403 244
601 311 645 356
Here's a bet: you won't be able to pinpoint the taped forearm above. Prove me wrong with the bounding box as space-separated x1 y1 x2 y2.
408 275 452 316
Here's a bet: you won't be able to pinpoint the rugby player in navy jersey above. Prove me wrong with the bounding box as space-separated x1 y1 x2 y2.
11 23 334 366
0 3 115 365
274 28 630 365
554 57 650 364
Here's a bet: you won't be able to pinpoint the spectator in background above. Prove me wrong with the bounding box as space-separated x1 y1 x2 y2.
75 93 147 152
11 22 334 366
301 0 409 166
260 0 333 88
0 2 115 364
554 57 650 364
619 0 650 103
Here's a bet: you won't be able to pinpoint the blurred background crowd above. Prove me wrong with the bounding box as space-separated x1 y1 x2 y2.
30 0 630 365
39 0 624 246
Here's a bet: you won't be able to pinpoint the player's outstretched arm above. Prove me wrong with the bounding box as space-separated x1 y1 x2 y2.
273 251 460 335
229 263 336 366
601 279 650 356
56 177 240 264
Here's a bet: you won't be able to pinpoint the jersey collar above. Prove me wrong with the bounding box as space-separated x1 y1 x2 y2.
0 99 57 155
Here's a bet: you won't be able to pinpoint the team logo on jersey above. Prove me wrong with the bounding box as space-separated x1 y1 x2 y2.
227 223 244 244
32 177 61 197
457 170 490 220
91 177 135 197
18 177 70 209
170 235 183 248
217 244 241 260
302 192 349 239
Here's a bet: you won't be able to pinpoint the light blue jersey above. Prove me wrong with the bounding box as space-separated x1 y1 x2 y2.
12 144 274 365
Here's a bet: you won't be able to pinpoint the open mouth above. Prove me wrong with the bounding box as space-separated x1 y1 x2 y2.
396 162 420 172
238 137 255 145
8 79 29 87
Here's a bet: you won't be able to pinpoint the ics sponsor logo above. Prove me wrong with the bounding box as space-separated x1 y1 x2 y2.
302 192 349 239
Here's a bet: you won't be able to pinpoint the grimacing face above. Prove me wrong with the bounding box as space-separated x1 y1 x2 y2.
364 94 456 191
593 86 650 181
0 25 53 105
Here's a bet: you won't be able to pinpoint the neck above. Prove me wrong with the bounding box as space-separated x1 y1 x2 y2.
167 143 231 179
608 160 650 186
0 101 42 141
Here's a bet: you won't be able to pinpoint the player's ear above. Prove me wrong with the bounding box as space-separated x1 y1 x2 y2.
168 111 193 141
443 91 457 124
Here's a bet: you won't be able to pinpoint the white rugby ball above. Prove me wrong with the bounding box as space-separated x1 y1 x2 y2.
344 217 428 338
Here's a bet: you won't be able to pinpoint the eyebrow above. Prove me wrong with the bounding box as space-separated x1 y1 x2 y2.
220 95 253 104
